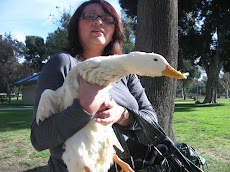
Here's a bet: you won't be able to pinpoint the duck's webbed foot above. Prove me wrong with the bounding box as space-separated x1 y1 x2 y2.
113 154 135 172
84 166 92 172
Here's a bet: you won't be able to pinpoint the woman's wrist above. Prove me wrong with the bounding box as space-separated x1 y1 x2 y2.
118 107 129 124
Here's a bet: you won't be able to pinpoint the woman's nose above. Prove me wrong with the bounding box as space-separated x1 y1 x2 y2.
93 17 103 26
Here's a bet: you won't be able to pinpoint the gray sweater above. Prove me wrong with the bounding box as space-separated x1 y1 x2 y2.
30 51 157 171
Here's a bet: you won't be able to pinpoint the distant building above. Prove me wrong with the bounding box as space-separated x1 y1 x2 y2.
12 73 40 105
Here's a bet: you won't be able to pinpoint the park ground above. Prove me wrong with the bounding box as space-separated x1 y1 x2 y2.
0 97 229 171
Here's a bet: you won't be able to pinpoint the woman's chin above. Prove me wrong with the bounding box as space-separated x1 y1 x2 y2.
90 38 109 47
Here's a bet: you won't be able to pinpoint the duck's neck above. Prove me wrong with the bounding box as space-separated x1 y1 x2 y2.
77 54 130 87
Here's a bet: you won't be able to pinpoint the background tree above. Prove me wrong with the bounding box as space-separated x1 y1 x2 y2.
177 58 196 100
119 0 137 20
120 0 179 137
46 12 71 57
178 0 230 103
25 36 46 72
24 12 71 71
0 33 24 103
194 66 203 101
120 10 135 53
18 61 36 78
219 72 230 98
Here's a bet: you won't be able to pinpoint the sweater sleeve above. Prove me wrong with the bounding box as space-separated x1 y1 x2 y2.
31 52 93 151
126 74 158 129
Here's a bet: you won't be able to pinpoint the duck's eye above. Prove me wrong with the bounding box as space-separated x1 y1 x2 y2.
154 58 158 61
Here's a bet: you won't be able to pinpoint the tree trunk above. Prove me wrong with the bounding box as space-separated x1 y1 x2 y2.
17 86 20 101
135 0 178 137
202 25 225 104
181 89 184 100
6 82 11 104
226 89 229 99
203 74 218 103
182 81 186 100
202 51 223 104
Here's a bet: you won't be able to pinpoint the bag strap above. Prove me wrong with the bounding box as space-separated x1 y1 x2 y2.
113 125 135 171
132 112 204 172
113 125 131 160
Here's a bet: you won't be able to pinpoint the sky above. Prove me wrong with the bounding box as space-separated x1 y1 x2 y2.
0 0 121 43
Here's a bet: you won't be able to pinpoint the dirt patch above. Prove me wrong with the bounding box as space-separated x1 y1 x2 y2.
187 121 198 125
0 129 49 172
0 164 48 172
196 145 230 163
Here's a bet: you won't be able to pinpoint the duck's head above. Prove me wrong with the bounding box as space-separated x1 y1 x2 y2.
124 52 187 79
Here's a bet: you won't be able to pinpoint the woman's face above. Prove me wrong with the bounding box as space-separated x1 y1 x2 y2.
79 3 115 53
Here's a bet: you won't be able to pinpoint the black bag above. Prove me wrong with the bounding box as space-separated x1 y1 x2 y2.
114 112 209 172
144 143 209 172
176 143 209 172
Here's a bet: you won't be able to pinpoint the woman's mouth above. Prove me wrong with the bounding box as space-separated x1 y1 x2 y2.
91 28 104 35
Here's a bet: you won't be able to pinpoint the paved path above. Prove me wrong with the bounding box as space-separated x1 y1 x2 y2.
0 107 33 110
0 102 195 110
174 101 195 104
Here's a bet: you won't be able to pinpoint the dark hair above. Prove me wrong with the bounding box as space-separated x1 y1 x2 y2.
65 0 124 57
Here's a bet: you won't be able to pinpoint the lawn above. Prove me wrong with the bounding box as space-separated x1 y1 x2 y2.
0 98 49 171
0 97 229 171
0 97 33 108
174 98 230 171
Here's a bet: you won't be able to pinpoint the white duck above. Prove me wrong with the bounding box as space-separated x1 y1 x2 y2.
36 51 187 172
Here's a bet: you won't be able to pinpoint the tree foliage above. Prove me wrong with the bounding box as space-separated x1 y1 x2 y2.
46 28 68 56
219 72 230 98
120 10 135 53
25 36 46 72
119 0 138 20
177 59 197 99
121 0 230 104
24 12 71 72
0 33 25 102
178 0 230 103
46 12 71 56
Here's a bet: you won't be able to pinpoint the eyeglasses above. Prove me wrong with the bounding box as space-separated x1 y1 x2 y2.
80 13 115 24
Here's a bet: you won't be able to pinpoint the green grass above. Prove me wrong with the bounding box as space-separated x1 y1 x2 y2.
0 97 33 108
0 97 229 171
174 99 230 171
175 97 198 102
0 103 49 171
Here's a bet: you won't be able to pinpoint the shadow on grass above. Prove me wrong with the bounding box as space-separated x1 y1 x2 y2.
0 97 33 108
23 165 48 172
0 104 33 109
0 110 33 131
174 103 225 112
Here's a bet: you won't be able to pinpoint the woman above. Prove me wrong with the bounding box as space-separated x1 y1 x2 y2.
31 0 161 171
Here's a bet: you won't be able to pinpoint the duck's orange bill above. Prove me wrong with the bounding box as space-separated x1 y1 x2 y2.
162 65 187 79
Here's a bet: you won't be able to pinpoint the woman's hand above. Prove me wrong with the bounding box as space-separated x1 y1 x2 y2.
95 99 132 127
78 74 132 126
94 99 125 125
78 74 110 114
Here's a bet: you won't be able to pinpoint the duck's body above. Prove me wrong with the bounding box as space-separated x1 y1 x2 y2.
63 119 119 172
36 51 187 172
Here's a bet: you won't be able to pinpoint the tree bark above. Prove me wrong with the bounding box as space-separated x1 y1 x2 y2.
202 60 222 104
226 89 229 99
135 0 178 137
202 45 223 104
182 81 186 100
201 24 225 104
6 82 11 104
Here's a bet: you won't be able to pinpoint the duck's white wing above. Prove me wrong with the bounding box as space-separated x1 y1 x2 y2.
36 88 63 124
